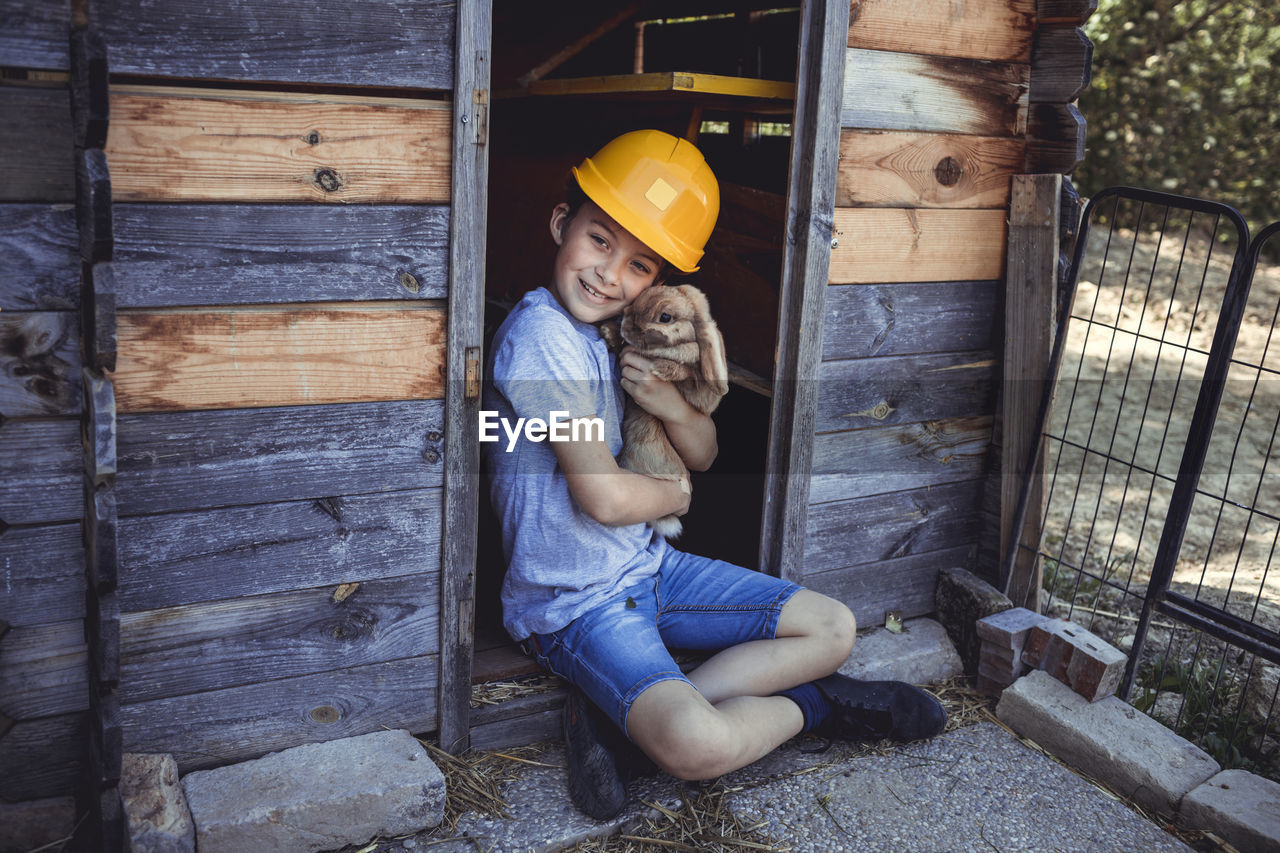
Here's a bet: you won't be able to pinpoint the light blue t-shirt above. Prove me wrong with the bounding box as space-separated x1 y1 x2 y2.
485 286 666 639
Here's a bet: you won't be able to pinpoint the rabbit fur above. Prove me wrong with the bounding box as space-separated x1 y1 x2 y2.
598 284 729 538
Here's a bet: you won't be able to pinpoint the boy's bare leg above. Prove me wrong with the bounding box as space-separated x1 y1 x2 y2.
625 590 855 780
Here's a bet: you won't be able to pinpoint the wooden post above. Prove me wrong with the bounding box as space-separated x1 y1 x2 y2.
758 0 851 580
1001 174 1061 612
438 0 491 755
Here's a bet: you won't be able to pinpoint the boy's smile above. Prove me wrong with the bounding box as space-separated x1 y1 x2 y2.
548 200 664 325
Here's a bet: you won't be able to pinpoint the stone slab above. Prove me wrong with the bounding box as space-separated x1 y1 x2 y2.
182 729 444 853
838 617 963 685
120 753 195 853
997 670 1220 816
0 795 76 853
1180 769 1280 853
935 567 1013 675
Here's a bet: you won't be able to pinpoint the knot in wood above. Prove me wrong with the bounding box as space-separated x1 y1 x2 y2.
327 608 376 642
935 156 962 187
313 168 343 193
305 131 321 145
398 271 420 293
871 400 892 420
310 705 341 723
424 448 440 464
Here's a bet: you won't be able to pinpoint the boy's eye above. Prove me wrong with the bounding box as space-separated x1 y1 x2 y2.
591 234 608 247
631 261 651 275
659 313 672 323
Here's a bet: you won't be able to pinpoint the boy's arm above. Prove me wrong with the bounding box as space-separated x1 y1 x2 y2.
619 349 718 471
552 422 691 526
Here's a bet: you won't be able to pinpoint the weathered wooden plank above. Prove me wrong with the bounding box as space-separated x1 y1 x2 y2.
87 590 120 688
1038 0 1097 24
1001 175 1061 612
809 416 993 505
112 303 446 413
438 0 491 756
802 479 985 575
821 280 1000 361
0 204 79 309
816 352 996 432
0 523 84 628
119 488 443 612
1030 27 1093 103
759 0 852 582
0 0 71 70
111 204 451 307
848 0 1035 64
0 713 83 801
0 85 74 202
121 655 438 774
0 619 89 718
836 130 1022 209
115 400 444 516
0 312 81 418
76 147 112 262
70 27 109 150
99 0 455 89
0 419 81 525
842 48 1029 137
830 208 1008 284
106 87 453 204
469 689 566 752
120 572 440 704
85 263 117 372
1025 103 1087 174
802 546 973 629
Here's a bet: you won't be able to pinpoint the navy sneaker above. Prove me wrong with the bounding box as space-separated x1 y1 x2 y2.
812 673 947 743
563 688 628 820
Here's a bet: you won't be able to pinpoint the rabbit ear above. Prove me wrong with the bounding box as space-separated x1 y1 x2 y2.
677 285 729 399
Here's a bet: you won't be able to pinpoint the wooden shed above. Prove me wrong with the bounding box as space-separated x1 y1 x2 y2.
0 0 1092 847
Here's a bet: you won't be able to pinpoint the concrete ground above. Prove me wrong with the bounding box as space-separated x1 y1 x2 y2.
390 717 1197 853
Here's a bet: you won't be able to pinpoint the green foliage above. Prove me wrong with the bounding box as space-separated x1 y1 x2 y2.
1134 653 1278 779
1075 0 1280 230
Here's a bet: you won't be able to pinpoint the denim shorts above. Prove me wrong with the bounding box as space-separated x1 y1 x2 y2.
525 547 801 737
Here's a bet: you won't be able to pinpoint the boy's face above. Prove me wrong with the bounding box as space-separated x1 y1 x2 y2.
548 200 664 324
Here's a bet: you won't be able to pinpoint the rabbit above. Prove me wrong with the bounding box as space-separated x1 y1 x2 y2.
598 284 729 538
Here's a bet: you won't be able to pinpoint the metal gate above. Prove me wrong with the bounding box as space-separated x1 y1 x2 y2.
1009 187 1280 776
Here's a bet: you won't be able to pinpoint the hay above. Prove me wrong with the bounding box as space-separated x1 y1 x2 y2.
564 782 792 852
416 740 552 833
470 672 562 708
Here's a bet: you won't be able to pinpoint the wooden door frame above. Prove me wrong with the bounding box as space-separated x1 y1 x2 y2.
759 0 850 581
439 0 492 755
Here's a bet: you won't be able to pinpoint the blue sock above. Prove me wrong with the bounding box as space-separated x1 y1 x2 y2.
776 682 830 733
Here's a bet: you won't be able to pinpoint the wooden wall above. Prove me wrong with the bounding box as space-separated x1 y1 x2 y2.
794 0 1087 626
1 0 475 831
98 1 457 777
0 3 88 808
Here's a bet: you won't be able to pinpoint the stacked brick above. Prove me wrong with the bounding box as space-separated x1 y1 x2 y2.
977 609 1127 702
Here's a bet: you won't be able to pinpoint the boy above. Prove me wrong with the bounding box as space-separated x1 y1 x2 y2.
484 129 946 820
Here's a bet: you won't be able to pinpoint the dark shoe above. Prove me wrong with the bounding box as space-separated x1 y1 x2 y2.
812 673 947 743
563 688 628 820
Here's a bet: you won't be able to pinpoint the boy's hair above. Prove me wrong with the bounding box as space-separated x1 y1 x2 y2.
563 176 675 281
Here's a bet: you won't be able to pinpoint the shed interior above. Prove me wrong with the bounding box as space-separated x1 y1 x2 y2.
474 0 805 683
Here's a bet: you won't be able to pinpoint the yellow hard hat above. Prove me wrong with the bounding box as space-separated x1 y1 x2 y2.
572 129 719 273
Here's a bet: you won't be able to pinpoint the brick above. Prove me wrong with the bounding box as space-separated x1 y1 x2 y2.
120 753 195 853
976 607 1051 650
997 670 1219 815
182 729 445 853
978 658 1017 685
1023 620 1126 701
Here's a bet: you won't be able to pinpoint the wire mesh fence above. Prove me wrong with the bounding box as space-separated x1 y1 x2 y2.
1027 188 1279 779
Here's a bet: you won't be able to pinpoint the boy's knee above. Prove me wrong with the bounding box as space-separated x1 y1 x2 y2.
805 594 856 662
631 692 735 781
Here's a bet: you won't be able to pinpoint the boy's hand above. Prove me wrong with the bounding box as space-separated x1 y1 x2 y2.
619 346 696 425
